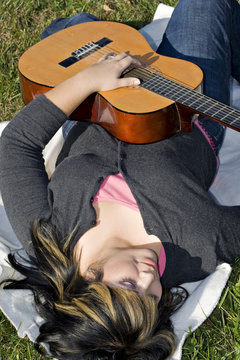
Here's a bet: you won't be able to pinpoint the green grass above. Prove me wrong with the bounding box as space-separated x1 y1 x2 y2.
0 0 240 359
0 0 175 122
0 311 46 360
183 260 240 360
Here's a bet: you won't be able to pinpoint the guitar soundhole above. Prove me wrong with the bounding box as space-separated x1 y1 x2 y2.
122 67 153 83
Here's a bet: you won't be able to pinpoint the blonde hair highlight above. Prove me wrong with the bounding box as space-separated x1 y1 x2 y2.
54 281 176 355
5 219 186 359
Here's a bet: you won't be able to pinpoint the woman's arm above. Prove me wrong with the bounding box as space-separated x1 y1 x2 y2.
0 96 68 256
0 53 141 256
45 52 141 116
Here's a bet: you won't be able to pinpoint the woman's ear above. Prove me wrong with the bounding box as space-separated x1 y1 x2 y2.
84 267 96 281
80 267 97 282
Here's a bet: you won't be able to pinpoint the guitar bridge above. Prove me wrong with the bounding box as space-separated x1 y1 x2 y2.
59 37 112 68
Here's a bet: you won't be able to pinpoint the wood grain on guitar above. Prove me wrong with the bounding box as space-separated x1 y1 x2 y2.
18 21 240 143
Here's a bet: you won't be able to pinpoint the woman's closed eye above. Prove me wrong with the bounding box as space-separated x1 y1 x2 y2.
119 278 159 302
119 278 137 290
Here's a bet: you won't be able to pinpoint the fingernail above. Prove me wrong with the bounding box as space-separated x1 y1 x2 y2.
133 79 140 85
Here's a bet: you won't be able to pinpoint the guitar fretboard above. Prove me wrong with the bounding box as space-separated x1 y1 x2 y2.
131 67 240 131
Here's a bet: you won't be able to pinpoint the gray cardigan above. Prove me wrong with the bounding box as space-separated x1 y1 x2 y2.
0 95 239 287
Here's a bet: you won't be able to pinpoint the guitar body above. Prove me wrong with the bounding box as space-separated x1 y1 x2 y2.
19 21 203 143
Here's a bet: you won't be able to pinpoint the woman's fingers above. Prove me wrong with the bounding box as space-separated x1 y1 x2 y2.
88 52 142 92
118 76 141 87
98 52 115 62
117 53 142 71
99 51 142 68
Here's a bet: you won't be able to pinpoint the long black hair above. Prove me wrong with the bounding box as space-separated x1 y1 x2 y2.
3 219 188 360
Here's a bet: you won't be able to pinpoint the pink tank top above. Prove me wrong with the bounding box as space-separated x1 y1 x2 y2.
93 173 166 277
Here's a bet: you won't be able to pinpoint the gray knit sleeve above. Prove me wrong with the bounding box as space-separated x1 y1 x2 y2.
0 95 68 256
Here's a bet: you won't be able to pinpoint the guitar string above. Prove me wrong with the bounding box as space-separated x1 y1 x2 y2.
78 44 240 127
93 46 240 125
85 45 218 100
123 65 240 126
138 72 240 127
125 66 240 126
81 44 196 89
89 46 239 120
149 75 240 124
130 64 240 126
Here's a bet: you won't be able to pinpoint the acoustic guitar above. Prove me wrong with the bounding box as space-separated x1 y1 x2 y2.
18 21 240 143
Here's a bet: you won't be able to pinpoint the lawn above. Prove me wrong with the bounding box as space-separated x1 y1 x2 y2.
0 0 240 359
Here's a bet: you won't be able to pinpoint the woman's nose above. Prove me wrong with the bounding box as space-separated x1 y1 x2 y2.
137 270 155 292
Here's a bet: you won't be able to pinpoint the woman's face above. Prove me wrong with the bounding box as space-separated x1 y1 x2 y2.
101 248 162 303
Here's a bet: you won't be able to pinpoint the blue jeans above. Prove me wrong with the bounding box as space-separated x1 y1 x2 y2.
157 0 240 154
42 0 240 153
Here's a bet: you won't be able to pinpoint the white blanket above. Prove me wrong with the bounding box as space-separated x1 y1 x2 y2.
0 4 240 359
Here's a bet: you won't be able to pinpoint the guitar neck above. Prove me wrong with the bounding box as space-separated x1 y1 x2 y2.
133 67 240 132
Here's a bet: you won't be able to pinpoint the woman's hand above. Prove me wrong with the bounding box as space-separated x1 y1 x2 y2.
84 52 142 92
45 52 141 116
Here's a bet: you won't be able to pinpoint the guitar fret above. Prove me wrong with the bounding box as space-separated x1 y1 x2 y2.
143 84 179 100
188 99 213 112
143 76 190 100
158 77 202 105
140 71 240 131
197 103 225 117
208 106 229 118
212 108 234 120
184 97 204 108
221 108 236 120
174 93 192 103
201 103 240 126
180 92 203 106
138 67 240 131
230 118 240 126
170 88 193 102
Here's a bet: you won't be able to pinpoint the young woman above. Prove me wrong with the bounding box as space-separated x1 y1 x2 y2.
1 0 240 359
